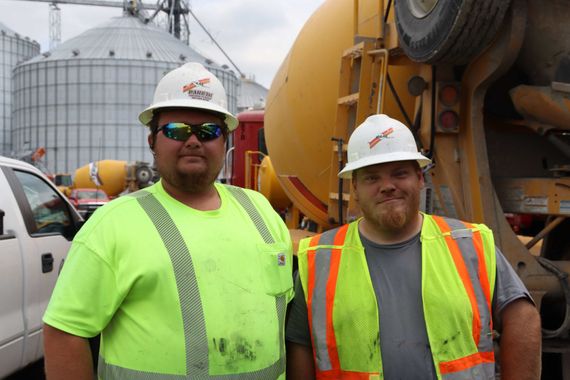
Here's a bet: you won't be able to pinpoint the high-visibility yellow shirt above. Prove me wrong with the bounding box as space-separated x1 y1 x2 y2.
44 181 293 378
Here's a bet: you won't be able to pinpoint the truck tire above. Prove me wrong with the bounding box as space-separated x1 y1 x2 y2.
395 0 512 64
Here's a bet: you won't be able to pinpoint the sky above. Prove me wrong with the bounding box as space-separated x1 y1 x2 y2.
0 0 327 89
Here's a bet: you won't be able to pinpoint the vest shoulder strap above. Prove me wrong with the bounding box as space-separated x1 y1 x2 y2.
423 214 493 242
131 186 277 244
224 185 276 244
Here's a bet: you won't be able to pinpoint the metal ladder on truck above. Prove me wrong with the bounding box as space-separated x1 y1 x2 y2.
326 0 391 226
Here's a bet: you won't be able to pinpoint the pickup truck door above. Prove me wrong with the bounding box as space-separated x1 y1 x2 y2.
4 167 78 369
0 168 26 378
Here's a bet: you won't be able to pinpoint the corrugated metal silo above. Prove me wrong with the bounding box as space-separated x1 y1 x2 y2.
0 21 40 155
238 77 268 112
12 15 239 174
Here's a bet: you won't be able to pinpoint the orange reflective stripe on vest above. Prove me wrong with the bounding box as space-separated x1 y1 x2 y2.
439 351 495 375
326 224 348 370
306 224 358 376
431 215 495 374
431 215 482 345
465 222 493 328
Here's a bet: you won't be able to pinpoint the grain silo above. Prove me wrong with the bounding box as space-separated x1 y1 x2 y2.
11 14 239 174
238 77 268 112
0 21 40 155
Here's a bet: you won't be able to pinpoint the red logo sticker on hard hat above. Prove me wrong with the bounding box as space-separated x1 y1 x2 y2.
182 78 210 92
182 78 213 101
277 253 286 266
368 127 394 149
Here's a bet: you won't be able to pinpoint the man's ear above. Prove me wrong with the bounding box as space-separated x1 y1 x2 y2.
417 168 425 188
147 134 154 150
351 176 359 202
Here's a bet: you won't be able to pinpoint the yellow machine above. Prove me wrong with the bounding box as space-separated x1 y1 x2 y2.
263 0 570 376
72 160 154 197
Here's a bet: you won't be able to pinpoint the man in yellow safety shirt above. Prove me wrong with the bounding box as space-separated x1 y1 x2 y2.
42 62 293 379
285 114 541 379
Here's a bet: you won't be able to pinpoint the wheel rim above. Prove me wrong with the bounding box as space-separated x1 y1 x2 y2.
407 0 439 19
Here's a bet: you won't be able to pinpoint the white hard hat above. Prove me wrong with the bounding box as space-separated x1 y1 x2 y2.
338 114 431 178
139 62 239 131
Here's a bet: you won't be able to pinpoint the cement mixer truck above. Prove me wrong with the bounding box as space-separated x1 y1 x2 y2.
71 160 155 198
233 0 570 378
53 160 154 198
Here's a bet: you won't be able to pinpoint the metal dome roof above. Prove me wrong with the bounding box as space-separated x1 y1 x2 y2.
0 21 16 36
0 20 39 45
238 78 268 110
26 14 219 66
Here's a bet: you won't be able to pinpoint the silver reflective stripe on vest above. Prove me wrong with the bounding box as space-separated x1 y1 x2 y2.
443 217 494 354
99 356 187 380
98 189 285 379
225 186 274 244
442 362 495 380
307 228 339 372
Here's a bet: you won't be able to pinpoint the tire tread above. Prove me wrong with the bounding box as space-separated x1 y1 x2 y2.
395 0 512 64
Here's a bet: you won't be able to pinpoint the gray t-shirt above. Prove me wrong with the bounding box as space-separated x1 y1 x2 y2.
286 231 531 379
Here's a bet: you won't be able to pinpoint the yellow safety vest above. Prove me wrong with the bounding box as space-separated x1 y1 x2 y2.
297 214 497 380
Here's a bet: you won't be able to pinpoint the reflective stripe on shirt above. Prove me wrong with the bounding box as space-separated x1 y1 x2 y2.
98 188 285 379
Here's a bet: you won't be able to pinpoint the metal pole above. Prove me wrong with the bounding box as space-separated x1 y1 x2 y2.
332 137 344 225
526 216 566 250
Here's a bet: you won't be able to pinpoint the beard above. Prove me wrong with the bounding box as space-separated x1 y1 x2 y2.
161 170 218 193
158 157 223 194
378 203 410 231
362 202 407 233
362 191 421 234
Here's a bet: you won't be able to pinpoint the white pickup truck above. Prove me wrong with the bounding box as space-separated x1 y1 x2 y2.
0 156 82 378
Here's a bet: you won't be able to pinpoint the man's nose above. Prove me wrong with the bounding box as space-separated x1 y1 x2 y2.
184 133 201 147
378 178 396 193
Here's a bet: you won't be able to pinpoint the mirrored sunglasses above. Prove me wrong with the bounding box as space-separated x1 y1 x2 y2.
157 122 224 142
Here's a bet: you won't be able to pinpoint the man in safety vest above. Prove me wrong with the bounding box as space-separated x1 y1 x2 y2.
286 114 541 379
43 63 294 379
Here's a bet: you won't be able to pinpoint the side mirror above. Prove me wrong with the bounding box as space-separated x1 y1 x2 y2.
63 219 84 241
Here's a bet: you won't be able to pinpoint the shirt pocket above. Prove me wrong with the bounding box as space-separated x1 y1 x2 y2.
257 242 293 296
